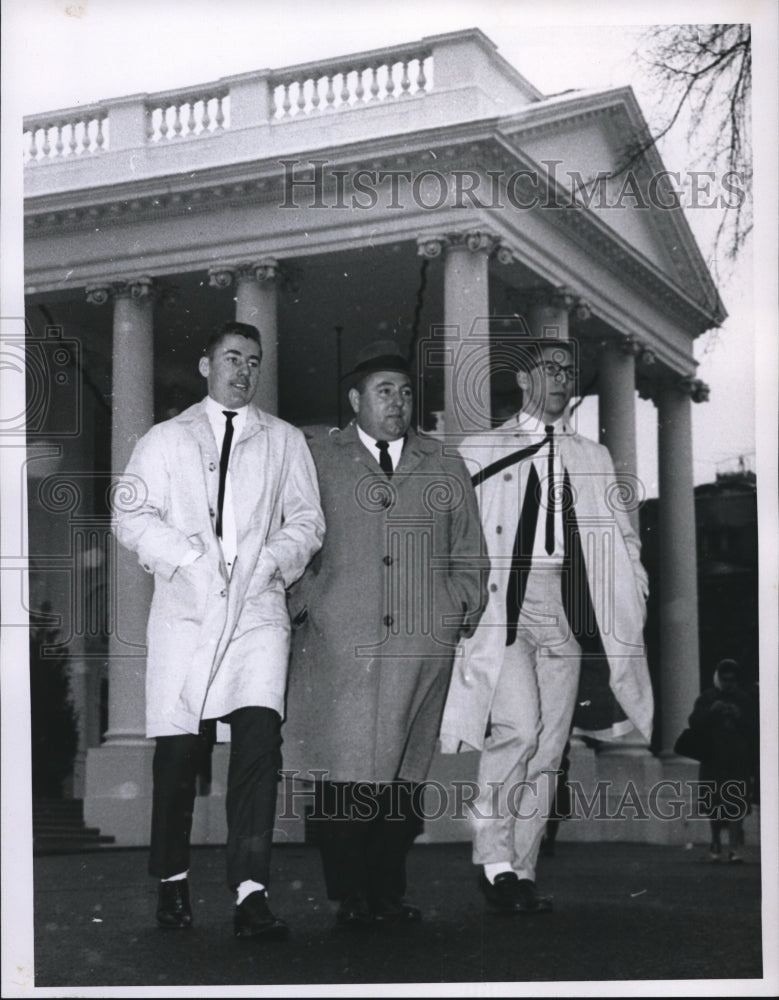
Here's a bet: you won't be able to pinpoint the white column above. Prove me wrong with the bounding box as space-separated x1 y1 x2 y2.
657 377 701 754
83 276 156 845
525 287 573 341
210 261 279 415
418 232 493 436
596 338 655 762
598 338 639 531
106 280 155 743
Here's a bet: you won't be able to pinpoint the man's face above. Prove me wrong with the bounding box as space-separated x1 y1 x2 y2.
517 344 576 423
348 370 413 441
198 333 261 409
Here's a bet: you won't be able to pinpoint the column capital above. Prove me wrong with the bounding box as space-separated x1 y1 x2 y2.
208 259 279 288
649 373 710 407
603 334 655 365
416 230 514 260
416 234 449 258
678 375 711 403
85 276 156 305
525 285 589 318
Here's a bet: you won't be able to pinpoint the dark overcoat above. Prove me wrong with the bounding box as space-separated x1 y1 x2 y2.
284 423 487 784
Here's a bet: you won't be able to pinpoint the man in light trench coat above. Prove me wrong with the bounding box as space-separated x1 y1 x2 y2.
284 340 487 928
439 335 653 915
114 321 324 938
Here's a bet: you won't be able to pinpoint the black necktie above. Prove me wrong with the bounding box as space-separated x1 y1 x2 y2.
216 410 237 539
376 440 393 478
545 424 555 555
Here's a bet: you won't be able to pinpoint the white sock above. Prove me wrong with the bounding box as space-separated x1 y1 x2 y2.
237 879 265 904
484 862 514 884
161 871 188 883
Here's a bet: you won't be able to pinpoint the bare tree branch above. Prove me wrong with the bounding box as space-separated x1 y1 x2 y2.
636 24 752 263
573 25 751 267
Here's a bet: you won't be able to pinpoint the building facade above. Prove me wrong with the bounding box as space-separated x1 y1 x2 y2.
22 30 727 844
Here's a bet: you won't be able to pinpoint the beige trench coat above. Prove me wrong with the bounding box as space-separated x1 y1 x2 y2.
114 399 324 737
440 414 653 753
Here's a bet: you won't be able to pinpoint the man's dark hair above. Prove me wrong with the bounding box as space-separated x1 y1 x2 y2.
203 321 262 359
515 339 575 374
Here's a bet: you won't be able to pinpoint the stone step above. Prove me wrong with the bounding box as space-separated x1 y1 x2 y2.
32 797 115 854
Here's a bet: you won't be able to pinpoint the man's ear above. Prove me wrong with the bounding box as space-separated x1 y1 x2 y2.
348 387 361 415
198 356 210 379
516 369 530 393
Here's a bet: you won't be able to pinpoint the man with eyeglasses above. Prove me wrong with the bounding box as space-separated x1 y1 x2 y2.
440 336 652 915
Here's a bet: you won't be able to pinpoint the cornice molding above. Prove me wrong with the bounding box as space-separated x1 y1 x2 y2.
24 128 723 332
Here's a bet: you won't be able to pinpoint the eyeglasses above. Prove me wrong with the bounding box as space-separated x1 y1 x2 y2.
540 361 578 380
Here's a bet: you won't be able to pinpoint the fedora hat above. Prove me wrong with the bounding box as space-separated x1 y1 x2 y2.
342 339 413 389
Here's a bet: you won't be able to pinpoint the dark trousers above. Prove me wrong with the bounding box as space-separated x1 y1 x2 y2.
310 780 423 903
149 707 282 888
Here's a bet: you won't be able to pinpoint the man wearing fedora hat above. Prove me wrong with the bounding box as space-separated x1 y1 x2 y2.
285 339 487 928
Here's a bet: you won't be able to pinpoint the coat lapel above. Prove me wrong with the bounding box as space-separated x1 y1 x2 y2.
334 421 385 475
230 406 268 540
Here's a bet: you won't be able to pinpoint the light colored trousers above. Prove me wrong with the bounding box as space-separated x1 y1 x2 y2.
470 568 581 880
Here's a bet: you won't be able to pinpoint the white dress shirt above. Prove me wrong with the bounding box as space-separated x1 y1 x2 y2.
205 395 248 575
355 422 405 471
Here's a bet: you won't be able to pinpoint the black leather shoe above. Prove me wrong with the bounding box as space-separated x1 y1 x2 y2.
479 871 553 915
336 893 375 929
233 891 289 940
372 895 423 924
156 879 193 929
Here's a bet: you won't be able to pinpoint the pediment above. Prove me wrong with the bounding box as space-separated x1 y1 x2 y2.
498 88 723 318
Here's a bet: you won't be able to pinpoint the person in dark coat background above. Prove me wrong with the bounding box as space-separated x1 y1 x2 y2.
687 658 760 862
285 340 487 928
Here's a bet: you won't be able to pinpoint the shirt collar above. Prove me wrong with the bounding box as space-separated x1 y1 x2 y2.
513 411 571 436
355 422 405 457
205 395 248 421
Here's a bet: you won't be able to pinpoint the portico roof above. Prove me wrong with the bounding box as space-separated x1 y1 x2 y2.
23 28 725 349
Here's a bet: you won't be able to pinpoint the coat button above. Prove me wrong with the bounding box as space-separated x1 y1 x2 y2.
209 462 216 472
220 589 226 598
209 509 215 517
383 615 393 626
490 583 498 592
383 555 393 566
503 473 512 481
496 525 503 534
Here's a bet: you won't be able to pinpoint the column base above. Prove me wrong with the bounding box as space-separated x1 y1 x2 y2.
84 743 307 847
412 746 761 848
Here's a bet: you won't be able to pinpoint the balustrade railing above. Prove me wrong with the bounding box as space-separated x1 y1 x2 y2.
23 39 436 164
24 106 109 164
145 87 230 142
270 47 433 119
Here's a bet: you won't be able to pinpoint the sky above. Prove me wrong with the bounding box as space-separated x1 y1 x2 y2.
3 0 776 492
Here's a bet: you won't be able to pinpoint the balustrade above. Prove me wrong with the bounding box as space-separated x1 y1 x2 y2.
23 38 443 162
145 89 229 142
24 108 108 163
270 49 432 119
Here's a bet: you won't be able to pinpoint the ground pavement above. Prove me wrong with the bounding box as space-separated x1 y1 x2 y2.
25 838 769 994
